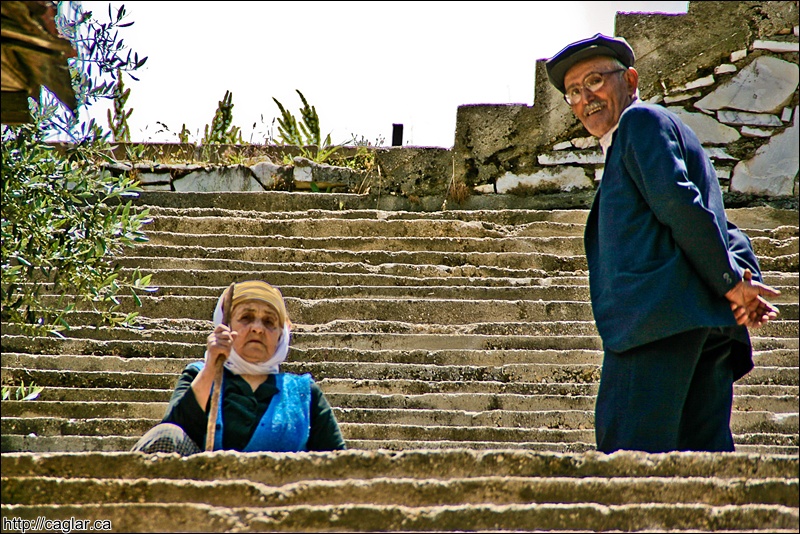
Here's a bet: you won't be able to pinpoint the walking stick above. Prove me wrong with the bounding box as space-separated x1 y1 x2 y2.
206 283 235 452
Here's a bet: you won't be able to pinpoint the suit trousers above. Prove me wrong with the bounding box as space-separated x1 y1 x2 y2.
595 327 736 453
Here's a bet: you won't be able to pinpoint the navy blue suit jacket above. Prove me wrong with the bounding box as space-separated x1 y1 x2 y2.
584 103 759 379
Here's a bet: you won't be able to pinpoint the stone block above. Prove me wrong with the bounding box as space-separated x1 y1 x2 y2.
135 172 171 187
731 49 747 62
679 75 715 91
731 106 799 196
740 126 774 138
494 166 593 194
703 147 738 161
375 147 453 197
667 107 741 145
714 167 731 180
752 40 800 53
571 137 598 149
249 161 293 190
291 157 365 191
537 151 605 166
172 167 263 192
552 141 572 151
694 56 799 114
453 62 583 187
717 111 782 127
664 92 701 104
616 2 751 100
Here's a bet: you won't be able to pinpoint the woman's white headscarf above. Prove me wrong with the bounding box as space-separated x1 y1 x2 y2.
208 285 291 375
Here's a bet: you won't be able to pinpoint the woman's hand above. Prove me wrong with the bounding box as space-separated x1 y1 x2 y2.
206 324 238 368
192 324 238 412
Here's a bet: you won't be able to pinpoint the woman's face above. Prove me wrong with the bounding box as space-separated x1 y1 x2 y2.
230 299 282 363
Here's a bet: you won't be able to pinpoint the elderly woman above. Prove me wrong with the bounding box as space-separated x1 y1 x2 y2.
132 280 346 454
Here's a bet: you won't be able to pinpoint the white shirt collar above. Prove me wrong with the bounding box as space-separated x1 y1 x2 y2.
599 97 640 156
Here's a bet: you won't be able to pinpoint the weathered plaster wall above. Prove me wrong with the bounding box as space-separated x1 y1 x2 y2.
618 1 797 100
103 1 797 208
454 0 798 200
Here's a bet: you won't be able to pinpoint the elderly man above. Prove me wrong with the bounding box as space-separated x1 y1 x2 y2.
544 34 781 453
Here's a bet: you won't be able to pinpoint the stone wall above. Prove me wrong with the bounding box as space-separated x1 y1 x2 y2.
98 1 798 207
454 0 798 200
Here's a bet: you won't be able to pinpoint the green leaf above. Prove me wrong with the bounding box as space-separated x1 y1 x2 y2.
21 386 44 401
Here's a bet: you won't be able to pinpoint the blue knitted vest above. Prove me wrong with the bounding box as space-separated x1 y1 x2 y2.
188 362 311 452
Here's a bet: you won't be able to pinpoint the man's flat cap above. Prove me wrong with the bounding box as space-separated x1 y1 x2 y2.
545 33 635 94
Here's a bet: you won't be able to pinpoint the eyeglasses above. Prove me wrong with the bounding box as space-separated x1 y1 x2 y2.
564 69 626 105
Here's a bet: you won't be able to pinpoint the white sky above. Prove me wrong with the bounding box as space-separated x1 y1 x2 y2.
78 1 689 148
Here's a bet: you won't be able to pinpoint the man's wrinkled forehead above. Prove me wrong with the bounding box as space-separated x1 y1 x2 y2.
564 56 622 88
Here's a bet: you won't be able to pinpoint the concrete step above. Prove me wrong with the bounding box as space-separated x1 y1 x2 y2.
138 231 799 260
121 268 596 287
4 318 797 347
117 257 574 279
49 283 599 302
343 439 798 455
3 185 798 532
3 347 796 371
31 294 800 323
2 434 797 456
3 448 797 480
3 320 797 350
33 280 800 305
130 190 797 221
118 251 789 273
144 215 589 239
3 402 795 436
4 361 796 390
3 362 797 394
20 383 797 402
118 241 800 274
3 474 796 508
3 419 796 453
115 266 799 287
339 424 799 447
145 232 590 254
119 244 592 272
137 204 590 224
4 499 797 532
135 203 798 230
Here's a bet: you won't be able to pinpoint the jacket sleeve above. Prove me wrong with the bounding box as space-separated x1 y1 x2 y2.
307 382 347 451
161 364 208 449
727 221 763 282
617 106 744 296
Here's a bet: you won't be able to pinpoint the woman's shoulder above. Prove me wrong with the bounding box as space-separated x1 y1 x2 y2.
280 372 324 397
280 371 315 383
186 361 205 372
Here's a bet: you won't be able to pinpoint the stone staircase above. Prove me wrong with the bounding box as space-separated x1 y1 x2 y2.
2 190 798 532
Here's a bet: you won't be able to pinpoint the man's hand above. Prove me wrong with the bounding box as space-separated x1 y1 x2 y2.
725 269 781 328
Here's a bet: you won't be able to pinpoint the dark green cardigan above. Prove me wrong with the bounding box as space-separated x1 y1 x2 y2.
163 364 347 451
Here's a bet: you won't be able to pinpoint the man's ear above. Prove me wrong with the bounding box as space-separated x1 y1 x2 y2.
625 67 639 96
